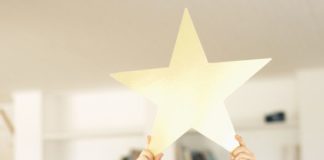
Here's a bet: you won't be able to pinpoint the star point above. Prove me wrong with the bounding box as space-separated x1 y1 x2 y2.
170 8 207 69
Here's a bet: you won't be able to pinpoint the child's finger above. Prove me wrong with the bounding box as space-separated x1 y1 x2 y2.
233 153 252 160
232 146 250 156
235 135 246 146
139 149 154 160
155 153 164 160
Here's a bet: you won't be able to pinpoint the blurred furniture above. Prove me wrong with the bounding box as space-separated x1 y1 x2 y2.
0 108 14 160
0 109 14 135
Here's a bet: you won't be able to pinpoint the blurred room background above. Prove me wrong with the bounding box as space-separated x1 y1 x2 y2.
0 0 323 160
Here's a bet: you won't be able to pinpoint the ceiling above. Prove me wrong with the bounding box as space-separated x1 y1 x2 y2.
0 0 324 99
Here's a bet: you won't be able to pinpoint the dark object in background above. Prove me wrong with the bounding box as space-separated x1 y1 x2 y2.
265 111 285 123
121 149 141 160
191 151 207 160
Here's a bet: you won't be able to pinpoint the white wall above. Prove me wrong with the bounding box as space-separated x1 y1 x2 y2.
13 91 43 160
297 68 324 160
226 74 297 128
66 90 147 132
238 128 299 160
43 89 175 160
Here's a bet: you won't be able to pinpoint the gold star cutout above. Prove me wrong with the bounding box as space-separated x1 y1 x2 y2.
111 8 271 154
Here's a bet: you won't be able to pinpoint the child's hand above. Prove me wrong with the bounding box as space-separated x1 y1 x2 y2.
136 136 164 160
231 135 256 160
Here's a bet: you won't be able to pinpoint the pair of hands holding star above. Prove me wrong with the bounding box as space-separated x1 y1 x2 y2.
137 135 255 160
